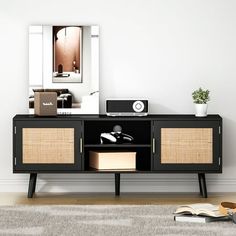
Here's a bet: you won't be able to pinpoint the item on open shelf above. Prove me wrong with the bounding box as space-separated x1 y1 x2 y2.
89 151 136 170
100 125 134 144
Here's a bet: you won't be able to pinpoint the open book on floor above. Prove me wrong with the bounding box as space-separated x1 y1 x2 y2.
174 203 225 218
174 203 230 223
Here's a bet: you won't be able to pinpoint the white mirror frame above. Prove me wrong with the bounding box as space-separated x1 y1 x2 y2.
29 25 99 115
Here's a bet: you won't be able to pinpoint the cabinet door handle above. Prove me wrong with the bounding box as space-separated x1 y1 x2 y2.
152 138 155 154
80 138 83 154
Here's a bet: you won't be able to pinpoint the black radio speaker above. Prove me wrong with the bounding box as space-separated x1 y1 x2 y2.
106 99 148 116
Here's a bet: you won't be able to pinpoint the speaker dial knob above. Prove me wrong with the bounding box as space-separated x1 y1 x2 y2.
133 101 144 113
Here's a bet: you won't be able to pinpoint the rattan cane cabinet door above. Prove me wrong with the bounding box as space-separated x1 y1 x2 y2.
14 120 82 172
22 128 74 164
152 120 221 172
161 128 212 164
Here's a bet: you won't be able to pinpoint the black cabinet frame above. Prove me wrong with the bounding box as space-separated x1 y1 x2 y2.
13 114 222 198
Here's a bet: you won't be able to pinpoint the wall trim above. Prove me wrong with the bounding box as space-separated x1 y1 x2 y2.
0 177 235 193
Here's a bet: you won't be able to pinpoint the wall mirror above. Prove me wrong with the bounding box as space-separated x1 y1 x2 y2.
29 25 99 114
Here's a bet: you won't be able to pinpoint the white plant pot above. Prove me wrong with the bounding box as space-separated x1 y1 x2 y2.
195 104 208 117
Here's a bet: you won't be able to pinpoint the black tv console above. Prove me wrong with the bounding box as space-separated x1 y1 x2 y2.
13 114 222 198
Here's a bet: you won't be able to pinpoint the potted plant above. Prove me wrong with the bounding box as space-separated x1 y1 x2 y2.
192 87 210 117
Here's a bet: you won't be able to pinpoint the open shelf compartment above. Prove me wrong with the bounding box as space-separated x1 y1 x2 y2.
84 146 151 172
84 120 151 145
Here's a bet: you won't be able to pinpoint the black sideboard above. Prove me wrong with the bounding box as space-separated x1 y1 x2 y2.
13 114 222 198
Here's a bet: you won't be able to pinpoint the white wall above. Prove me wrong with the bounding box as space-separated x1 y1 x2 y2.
1 0 236 193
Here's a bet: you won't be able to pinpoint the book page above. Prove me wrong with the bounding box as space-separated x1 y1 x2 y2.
175 203 224 217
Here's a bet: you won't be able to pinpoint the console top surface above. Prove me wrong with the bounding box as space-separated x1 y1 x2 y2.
13 114 222 121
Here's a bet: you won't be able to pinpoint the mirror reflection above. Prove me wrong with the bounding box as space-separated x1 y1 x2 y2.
29 25 99 114
53 26 82 82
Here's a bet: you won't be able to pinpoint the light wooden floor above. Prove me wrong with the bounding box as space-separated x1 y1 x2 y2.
0 192 235 205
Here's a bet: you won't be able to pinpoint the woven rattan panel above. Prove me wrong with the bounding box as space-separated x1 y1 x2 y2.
161 128 213 164
22 128 74 164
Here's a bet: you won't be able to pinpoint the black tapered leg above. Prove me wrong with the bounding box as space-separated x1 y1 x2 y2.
201 174 208 198
198 173 207 198
115 173 120 196
28 173 37 198
198 173 203 196
32 176 36 194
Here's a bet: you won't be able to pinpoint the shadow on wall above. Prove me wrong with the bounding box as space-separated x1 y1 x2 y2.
221 117 236 169
36 173 113 193
148 103 176 114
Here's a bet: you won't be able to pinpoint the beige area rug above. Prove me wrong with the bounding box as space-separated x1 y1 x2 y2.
0 205 235 236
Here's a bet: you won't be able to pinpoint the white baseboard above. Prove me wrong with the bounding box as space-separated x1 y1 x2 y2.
0 176 235 193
